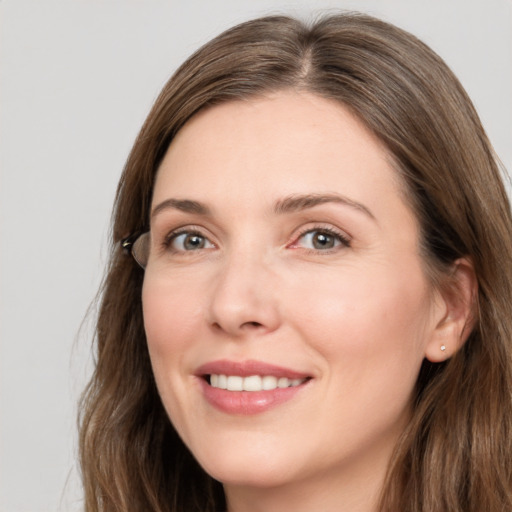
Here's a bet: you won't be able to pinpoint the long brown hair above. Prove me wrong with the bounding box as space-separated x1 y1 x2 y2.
79 12 512 511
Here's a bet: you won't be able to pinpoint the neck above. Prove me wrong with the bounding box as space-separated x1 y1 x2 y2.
223 442 392 512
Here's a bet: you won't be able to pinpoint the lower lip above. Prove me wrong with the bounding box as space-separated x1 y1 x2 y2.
199 378 309 415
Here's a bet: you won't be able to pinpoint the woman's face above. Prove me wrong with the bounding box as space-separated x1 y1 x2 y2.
142 92 445 494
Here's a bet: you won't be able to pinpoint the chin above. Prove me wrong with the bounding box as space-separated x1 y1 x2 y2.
208 465 293 489
195 442 297 488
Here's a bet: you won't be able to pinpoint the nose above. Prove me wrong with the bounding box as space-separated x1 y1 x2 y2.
207 250 281 337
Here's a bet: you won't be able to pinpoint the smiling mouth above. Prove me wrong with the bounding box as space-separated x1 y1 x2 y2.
206 374 309 391
198 362 312 414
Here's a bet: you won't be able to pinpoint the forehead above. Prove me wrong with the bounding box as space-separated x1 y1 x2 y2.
152 91 408 223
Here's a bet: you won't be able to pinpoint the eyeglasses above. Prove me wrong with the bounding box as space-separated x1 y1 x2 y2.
121 232 150 269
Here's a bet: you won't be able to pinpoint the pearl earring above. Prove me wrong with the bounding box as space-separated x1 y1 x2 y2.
440 345 446 351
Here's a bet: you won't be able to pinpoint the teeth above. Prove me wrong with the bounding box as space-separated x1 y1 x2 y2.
227 376 243 391
218 374 228 389
209 374 307 391
243 375 262 391
278 377 289 388
262 375 277 390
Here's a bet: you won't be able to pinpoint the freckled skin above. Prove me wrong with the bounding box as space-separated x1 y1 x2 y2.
142 91 448 512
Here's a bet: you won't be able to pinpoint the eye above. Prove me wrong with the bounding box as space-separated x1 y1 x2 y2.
167 231 214 252
295 228 350 251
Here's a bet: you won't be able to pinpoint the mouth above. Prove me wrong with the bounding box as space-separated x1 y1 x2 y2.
196 360 312 414
206 374 309 391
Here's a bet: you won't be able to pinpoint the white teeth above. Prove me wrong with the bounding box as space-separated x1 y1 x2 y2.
277 377 290 388
243 375 262 391
262 375 277 390
209 374 306 391
226 376 243 391
218 374 227 389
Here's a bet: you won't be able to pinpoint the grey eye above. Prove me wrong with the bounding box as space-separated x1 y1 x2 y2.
172 232 213 251
297 230 344 250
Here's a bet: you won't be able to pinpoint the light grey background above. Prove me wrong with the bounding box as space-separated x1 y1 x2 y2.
1 1 510 511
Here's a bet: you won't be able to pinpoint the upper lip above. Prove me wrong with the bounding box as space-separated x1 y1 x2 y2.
196 359 311 379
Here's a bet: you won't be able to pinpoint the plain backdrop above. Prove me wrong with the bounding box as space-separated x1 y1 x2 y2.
1 1 511 511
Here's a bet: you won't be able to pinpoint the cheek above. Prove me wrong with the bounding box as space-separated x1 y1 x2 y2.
142 274 201 352
141 274 206 409
286 262 431 382
141 275 205 440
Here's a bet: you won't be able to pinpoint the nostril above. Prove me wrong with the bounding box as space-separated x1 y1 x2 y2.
244 321 263 328
210 320 266 335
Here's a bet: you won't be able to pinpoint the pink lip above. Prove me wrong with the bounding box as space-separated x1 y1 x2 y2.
195 359 312 415
196 359 309 379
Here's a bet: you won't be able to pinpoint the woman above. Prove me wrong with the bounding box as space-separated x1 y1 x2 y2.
79 12 512 512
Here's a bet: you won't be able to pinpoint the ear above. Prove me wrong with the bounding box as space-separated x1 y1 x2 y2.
424 258 477 363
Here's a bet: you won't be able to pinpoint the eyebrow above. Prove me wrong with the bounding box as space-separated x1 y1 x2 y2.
151 198 211 218
274 193 375 220
151 193 375 221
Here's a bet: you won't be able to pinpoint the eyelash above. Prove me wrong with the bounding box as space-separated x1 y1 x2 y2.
160 225 351 254
291 226 351 251
162 227 213 252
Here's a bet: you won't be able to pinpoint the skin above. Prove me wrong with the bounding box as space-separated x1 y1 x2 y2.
142 91 464 512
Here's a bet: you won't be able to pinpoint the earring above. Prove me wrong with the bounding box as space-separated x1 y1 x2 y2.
440 345 446 351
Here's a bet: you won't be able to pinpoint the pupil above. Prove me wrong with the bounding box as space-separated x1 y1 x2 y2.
313 232 334 249
184 235 204 250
